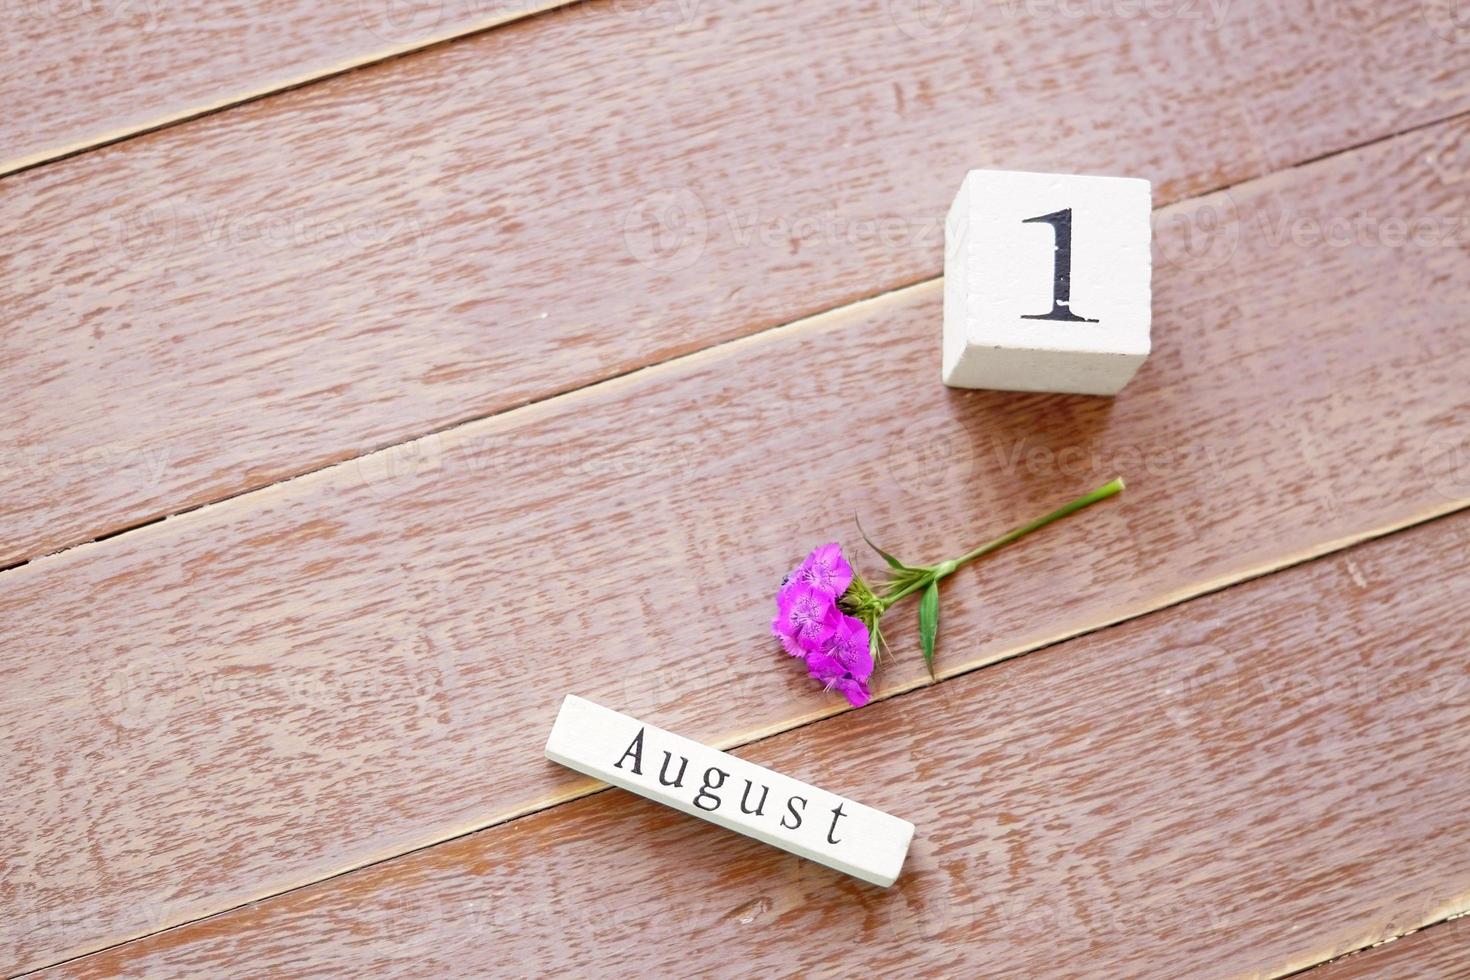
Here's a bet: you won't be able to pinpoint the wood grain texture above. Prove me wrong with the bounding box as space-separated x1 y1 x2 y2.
0 0 570 175
5 0 1469 566
1315 916 1470 979
4 116 1469 973
44 512 1470 979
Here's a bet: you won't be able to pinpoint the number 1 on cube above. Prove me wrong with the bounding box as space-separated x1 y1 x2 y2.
1021 207 1098 324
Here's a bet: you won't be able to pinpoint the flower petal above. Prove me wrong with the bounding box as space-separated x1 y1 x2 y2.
837 676 871 707
794 542 853 599
773 582 836 657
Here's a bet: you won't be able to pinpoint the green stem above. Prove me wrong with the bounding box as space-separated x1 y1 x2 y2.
878 477 1125 610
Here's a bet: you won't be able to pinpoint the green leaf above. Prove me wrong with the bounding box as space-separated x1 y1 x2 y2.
918 580 939 679
856 517 913 571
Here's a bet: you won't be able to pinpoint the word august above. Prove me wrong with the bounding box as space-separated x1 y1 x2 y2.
544 695 913 885
613 726 850 844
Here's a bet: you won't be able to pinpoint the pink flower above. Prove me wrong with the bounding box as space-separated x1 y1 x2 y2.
773 543 875 706
810 665 871 708
792 542 852 599
768 479 1126 709
816 609 873 678
771 582 835 658
807 609 873 708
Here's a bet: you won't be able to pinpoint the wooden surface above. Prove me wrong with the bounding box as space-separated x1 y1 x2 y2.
6 1 1470 976
6 111 1470 971
0 0 568 176
43 513 1470 978
5 0 1469 567
1317 916 1470 978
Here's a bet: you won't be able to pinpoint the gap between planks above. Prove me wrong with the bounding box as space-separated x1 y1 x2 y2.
21 500 1470 979
1286 910 1470 978
0 0 578 180
4 103 1468 580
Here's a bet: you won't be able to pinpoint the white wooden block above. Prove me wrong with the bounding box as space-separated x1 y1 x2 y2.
943 168 1152 396
544 695 915 887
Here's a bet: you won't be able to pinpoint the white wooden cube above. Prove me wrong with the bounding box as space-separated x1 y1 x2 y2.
545 695 914 887
943 169 1152 395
